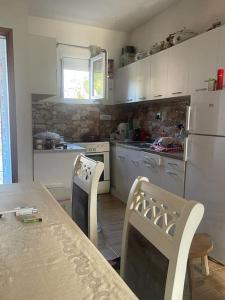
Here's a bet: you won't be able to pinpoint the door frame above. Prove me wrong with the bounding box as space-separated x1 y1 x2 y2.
0 27 18 183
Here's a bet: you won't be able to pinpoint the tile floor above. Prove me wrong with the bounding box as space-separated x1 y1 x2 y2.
98 193 225 300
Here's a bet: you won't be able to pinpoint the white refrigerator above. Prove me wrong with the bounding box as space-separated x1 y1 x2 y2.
185 90 225 264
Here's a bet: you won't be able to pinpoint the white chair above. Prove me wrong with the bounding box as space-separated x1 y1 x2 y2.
120 177 204 300
71 153 104 247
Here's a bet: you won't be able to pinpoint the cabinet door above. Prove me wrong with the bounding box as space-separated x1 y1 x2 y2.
150 50 168 100
217 25 225 82
135 58 149 101
110 145 117 188
167 42 190 97
127 149 143 187
126 63 136 103
114 67 126 103
160 157 185 197
140 152 161 186
29 34 57 95
188 29 220 93
115 146 130 202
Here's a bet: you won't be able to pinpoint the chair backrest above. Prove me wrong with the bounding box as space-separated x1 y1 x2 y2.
120 177 204 300
71 153 104 246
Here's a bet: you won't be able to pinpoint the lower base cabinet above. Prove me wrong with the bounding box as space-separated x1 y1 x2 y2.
111 145 185 202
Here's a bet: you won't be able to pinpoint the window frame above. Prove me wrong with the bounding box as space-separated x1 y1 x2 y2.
60 52 107 104
0 27 17 183
90 52 107 101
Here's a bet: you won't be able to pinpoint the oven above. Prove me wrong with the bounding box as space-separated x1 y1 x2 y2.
75 142 110 194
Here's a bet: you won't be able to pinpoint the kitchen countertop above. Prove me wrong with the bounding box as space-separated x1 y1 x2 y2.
34 144 86 153
110 141 184 161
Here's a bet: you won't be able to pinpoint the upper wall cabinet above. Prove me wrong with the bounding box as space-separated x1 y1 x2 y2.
29 34 57 95
126 63 136 103
150 50 168 100
217 26 225 75
135 57 150 101
114 25 225 104
115 63 136 103
114 65 128 103
188 29 219 93
167 41 190 97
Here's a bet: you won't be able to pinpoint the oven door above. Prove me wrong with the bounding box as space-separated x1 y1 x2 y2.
85 152 109 181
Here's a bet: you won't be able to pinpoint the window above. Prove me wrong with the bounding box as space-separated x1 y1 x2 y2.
62 57 89 100
61 51 107 102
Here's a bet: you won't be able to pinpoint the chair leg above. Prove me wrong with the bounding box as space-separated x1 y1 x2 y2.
97 195 102 233
201 255 209 276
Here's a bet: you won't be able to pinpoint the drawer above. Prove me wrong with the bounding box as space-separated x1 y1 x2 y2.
162 157 185 173
142 152 161 166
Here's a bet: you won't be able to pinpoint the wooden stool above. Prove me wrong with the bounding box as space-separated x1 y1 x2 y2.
189 233 213 276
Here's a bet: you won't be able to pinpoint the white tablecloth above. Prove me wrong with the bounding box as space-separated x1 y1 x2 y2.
0 183 137 300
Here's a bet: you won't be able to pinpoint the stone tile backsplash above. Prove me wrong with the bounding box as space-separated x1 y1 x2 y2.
32 98 190 141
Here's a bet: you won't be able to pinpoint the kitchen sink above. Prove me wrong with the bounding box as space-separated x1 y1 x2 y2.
125 142 155 149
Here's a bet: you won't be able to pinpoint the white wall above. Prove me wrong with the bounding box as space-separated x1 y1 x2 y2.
0 0 33 182
129 0 225 50
28 16 128 69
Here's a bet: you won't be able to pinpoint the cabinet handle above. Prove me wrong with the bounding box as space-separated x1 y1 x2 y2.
126 99 133 102
167 162 178 167
138 97 146 100
195 88 207 92
144 162 155 168
154 94 163 98
172 92 182 95
118 155 126 160
131 160 139 166
166 171 178 176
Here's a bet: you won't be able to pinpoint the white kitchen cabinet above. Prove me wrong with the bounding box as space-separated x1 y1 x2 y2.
217 25 225 75
111 145 185 201
167 41 190 97
160 157 185 197
135 57 150 101
114 67 126 103
188 28 220 93
114 64 136 103
114 146 130 202
125 63 136 103
29 34 57 95
127 148 143 186
140 152 161 186
150 50 168 100
34 150 84 200
110 144 117 188
111 146 142 202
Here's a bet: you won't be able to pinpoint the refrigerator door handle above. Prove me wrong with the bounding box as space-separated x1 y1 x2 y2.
184 137 188 162
186 105 191 131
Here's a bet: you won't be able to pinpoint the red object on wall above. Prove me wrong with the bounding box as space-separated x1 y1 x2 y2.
216 68 224 90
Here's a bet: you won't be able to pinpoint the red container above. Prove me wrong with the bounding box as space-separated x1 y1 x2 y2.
216 68 224 90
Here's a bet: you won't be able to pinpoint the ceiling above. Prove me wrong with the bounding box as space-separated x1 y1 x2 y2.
28 0 178 32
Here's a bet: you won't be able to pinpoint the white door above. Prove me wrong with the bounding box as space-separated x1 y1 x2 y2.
188 28 219 93
150 50 168 100
185 134 225 264
189 91 225 136
135 58 149 101
167 41 190 97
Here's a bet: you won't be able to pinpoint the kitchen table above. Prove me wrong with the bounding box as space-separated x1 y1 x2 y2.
0 183 137 300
